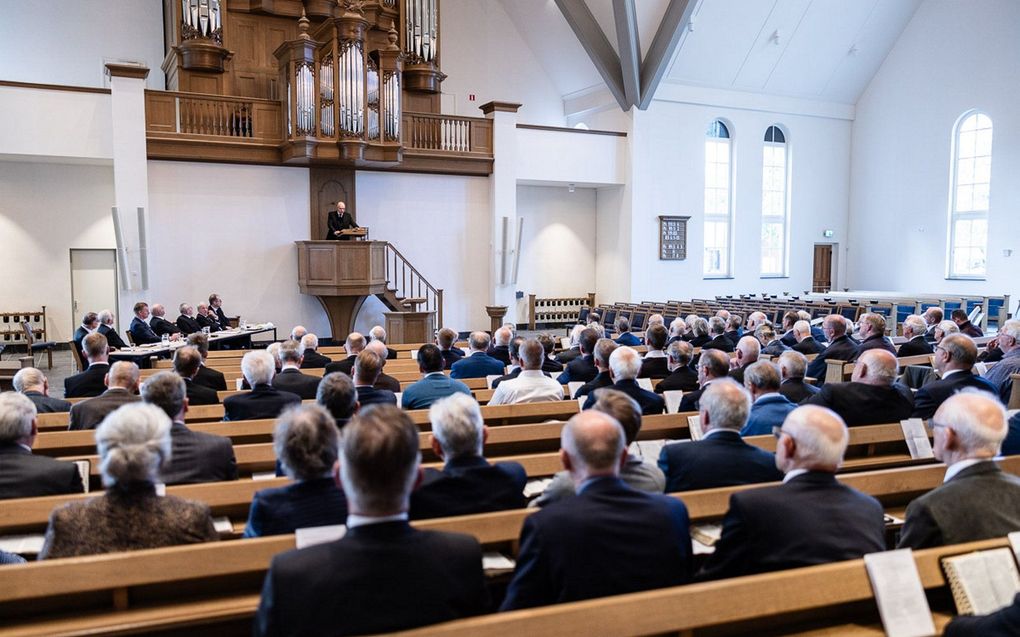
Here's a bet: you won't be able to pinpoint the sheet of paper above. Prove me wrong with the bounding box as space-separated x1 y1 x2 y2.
577 397 587 411
630 439 668 462
663 390 683 414
295 524 347 549
459 347 470 356
864 549 936 637
560 337 571 350
900 419 934 459
523 478 553 498
486 375 501 389
409 348 419 361
567 381 584 398
0 534 45 555
252 471 278 481
884 513 905 526
212 517 234 534
155 482 166 497
482 552 516 571
394 392 402 405
637 377 653 391
1008 531 1020 564
974 362 988 376
687 415 704 441
690 523 722 547
73 460 90 493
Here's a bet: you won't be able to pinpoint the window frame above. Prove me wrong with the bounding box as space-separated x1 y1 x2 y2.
760 125 790 278
946 110 992 280
703 119 734 279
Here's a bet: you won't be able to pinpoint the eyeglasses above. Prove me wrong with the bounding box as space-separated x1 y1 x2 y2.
772 426 792 440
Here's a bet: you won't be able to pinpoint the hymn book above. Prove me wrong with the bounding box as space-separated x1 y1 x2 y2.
687 415 704 441
899 419 934 459
863 549 936 637
941 548 1020 616
662 390 683 414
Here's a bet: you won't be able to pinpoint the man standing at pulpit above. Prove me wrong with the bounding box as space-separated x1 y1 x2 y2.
326 200 360 240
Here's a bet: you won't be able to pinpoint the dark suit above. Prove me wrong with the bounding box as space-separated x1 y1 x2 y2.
184 378 219 405
355 385 397 407
897 461 1020 549
195 313 223 333
193 364 228 392
490 367 522 389
254 521 487 637
655 366 700 394
658 430 782 492
555 347 581 364
72 326 91 357
639 354 670 379
161 421 237 485
129 317 160 345
176 315 202 334
325 209 359 240
223 384 301 421
299 350 332 369
897 335 934 358
0 443 85 500
728 364 749 386
98 323 127 350
374 372 401 393
449 352 505 379
793 336 822 355
700 471 886 580
583 379 664 415
541 357 564 373
762 339 790 357
243 477 348 538
64 362 111 399
22 391 71 413
803 381 913 426
780 329 798 348
441 348 464 370
150 316 180 337
272 368 321 400
805 335 861 384
410 455 526 519
486 345 511 366
780 377 819 403
501 477 691 609
214 306 230 329
574 370 613 398
851 334 897 360
702 334 734 353
1003 412 1020 456
556 354 597 385
911 371 997 420
945 593 1020 637
324 355 356 377
677 387 706 412
68 388 140 430
723 330 741 347
957 320 983 338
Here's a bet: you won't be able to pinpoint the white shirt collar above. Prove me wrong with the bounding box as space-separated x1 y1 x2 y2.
702 428 733 440
346 512 408 529
17 442 32 453
943 458 986 483
424 371 445 378
783 468 810 483
941 368 965 379
644 350 667 359
281 363 301 372
752 392 779 404
518 369 547 377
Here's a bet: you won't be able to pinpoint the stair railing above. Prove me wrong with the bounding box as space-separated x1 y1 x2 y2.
383 242 443 329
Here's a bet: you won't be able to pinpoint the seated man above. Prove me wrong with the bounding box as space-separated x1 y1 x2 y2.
850 313 897 360
324 332 366 377
253 406 488 636
688 317 711 348
65 332 113 398
583 346 664 415
805 315 862 385
73 312 98 359
436 327 465 369
142 372 237 485
149 304 181 338
659 380 782 492
352 350 397 407
702 316 735 353
488 336 525 388
0 392 85 499
501 410 691 609
639 324 670 378
272 340 322 400
666 317 689 345
298 333 332 369
897 315 934 357
290 326 307 342
172 346 219 405
778 350 820 403
96 309 128 350
699 405 885 580
556 328 600 385
317 372 359 430
487 326 513 365
176 304 201 335
779 311 800 347
804 349 914 425
951 308 984 338
68 361 141 430
912 334 995 419
187 333 227 392
365 340 402 393
14 368 71 413
244 404 347 537
898 391 1020 549
723 315 743 346
728 336 760 385
450 331 505 380
410 393 526 518
655 340 699 394
537 334 564 373
209 293 230 328
556 325 586 364
574 338 617 399
223 351 301 421
128 302 161 345
792 320 822 355
534 389 665 507
401 344 471 410
488 339 563 405
922 306 944 343
982 320 1020 402
613 317 641 346
677 349 730 412
368 325 398 360
740 361 798 436
756 323 789 357
195 303 224 332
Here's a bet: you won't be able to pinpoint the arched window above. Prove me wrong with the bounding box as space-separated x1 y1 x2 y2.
761 125 789 277
947 111 992 278
704 120 733 277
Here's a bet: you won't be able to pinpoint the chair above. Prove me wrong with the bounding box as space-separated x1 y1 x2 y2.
125 330 136 346
21 323 55 369
68 340 85 372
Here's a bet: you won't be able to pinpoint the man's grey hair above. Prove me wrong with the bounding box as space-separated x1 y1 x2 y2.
736 335 760 361
316 372 358 422
783 405 849 470
519 339 544 370
608 346 641 381
568 324 586 347
178 303 190 315
692 317 709 337
1000 319 1020 343
797 310 812 322
902 315 927 338
823 314 847 336
365 340 389 362
430 393 484 460
667 340 694 366
266 342 282 366
0 391 36 443
300 333 319 351
937 320 960 338
594 338 619 367
241 350 276 386
586 322 606 338
744 361 781 392
856 349 898 385
98 309 114 325
936 391 1007 456
13 368 45 393
279 339 305 365
95 403 172 488
275 404 340 481
647 314 664 327
940 333 978 367
669 317 687 337
698 349 731 378
561 410 625 474
708 316 726 336
340 406 420 515
345 332 367 354
754 324 776 344
468 331 491 351
290 325 308 341
369 325 387 343
140 371 186 421
778 350 808 379
699 379 750 431
793 320 811 337
494 326 512 346
108 361 140 389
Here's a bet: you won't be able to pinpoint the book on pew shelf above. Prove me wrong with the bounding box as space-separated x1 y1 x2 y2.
155 482 166 496
523 478 553 499
974 362 989 376
482 552 516 575
864 549 937 637
636 377 653 392
567 381 583 398
486 375 501 390
252 471 278 481
941 548 1020 616
899 419 934 459
687 415 704 441
1009 531 1020 563
212 517 234 535
0 534 45 556
73 460 90 493
690 524 722 552
663 390 683 414
576 397 586 411
296 524 347 549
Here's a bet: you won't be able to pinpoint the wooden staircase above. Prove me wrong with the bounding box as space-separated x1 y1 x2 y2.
377 242 443 328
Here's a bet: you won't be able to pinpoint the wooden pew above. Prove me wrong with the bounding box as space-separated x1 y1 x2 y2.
824 353 935 384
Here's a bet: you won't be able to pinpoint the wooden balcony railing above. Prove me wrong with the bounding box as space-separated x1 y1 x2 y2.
402 111 493 155
145 90 283 142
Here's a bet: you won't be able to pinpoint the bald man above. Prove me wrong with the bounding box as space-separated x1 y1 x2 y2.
501 410 691 609
149 304 181 338
803 349 913 426
911 334 996 420
67 361 141 430
699 405 885 580
324 332 366 377
365 340 401 393
898 392 1020 549
805 315 861 385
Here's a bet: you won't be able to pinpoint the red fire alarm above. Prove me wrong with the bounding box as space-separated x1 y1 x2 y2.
468 94 476 101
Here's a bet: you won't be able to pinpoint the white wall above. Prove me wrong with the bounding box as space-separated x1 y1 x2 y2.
595 185 631 305
515 128 627 186
848 0 1020 304
0 86 113 161
0 0 165 89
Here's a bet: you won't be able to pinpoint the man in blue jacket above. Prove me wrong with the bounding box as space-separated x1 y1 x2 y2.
450 332 505 379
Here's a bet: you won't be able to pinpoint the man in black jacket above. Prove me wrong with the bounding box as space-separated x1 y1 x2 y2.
896 315 934 358
911 334 995 419
804 349 913 426
224 351 301 421
0 392 85 500
14 368 71 413
639 324 670 379
777 350 820 403
655 340 699 394
149 304 181 338
556 327 599 385
297 333 332 368
173 346 220 406
68 361 141 430
573 338 617 399
436 327 465 370
272 341 322 400
72 312 98 360
64 332 112 398
324 200 360 240
805 315 861 384
187 333 228 392
176 304 202 335
702 316 735 353
96 309 128 350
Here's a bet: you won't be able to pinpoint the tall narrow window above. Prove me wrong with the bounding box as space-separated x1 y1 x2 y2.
704 120 732 277
948 112 992 278
761 125 789 277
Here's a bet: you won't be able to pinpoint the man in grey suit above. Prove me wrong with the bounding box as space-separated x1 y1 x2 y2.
0 392 84 500
141 372 237 485
13 368 71 413
898 391 1020 549
68 362 141 430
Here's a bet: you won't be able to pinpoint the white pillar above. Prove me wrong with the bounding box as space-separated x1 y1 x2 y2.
481 101 521 327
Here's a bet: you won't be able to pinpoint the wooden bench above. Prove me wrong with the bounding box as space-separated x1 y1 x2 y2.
824 353 935 384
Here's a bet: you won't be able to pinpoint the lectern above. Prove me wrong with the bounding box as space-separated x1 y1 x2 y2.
296 240 388 338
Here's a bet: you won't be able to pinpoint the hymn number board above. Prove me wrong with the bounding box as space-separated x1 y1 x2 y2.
658 216 691 260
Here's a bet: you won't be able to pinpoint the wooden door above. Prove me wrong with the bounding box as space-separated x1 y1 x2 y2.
812 245 832 292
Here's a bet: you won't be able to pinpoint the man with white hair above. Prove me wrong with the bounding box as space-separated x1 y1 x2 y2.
982 319 1020 402
613 316 640 346
677 349 731 412
176 304 201 335
777 350 820 403
922 306 944 343
488 339 563 405
149 304 181 339
556 324 586 364
850 313 897 361
449 331 505 379
410 393 526 519
703 316 735 353
740 361 798 436
582 346 664 415
195 302 224 333
638 324 670 379
501 410 692 609
805 315 861 385
804 349 913 426
96 309 128 350
365 340 401 393
791 320 822 355
224 351 301 421
0 392 84 499
897 315 934 357
324 332 366 376
369 325 398 360
290 325 308 342
435 327 465 369
574 338 617 399
912 334 996 419
14 367 71 413
755 323 788 358
272 340 322 400
728 335 761 385
487 325 514 365
655 340 699 393
659 379 782 492
298 333 332 368
746 311 768 332
898 391 1020 549
700 405 885 580
723 315 744 347
68 361 141 430
666 317 688 345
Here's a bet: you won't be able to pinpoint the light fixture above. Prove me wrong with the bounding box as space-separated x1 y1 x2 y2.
568 183 576 193
769 30 780 45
